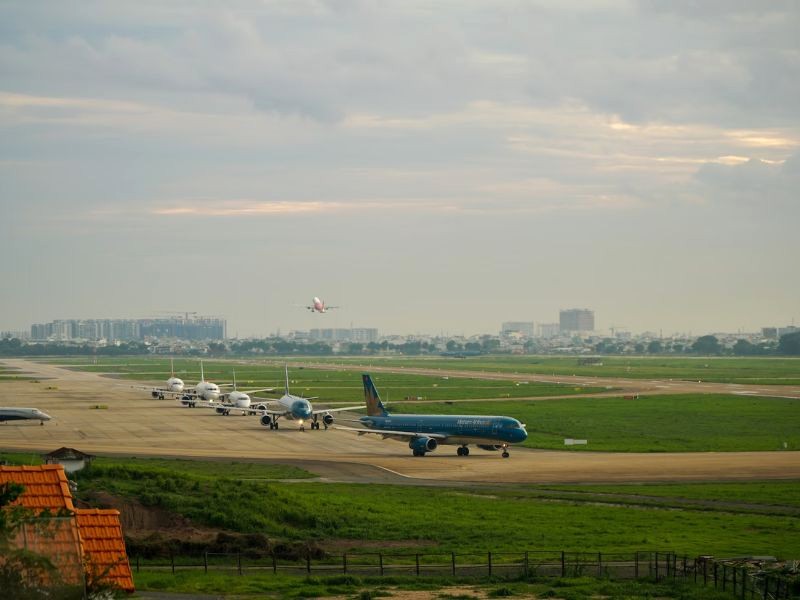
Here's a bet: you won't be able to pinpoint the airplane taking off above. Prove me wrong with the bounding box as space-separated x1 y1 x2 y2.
257 366 364 431
0 407 52 425
306 297 338 313
337 375 528 457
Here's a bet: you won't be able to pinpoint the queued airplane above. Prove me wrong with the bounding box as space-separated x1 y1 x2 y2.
203 369 276 415
257 366 364 431
337 374 528 457
0 407 52 425
306 297 338 313
143 358 186 399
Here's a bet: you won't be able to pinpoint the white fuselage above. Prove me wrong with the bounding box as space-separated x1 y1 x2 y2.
166 377 185 393
313 297 325 312
227 390 251 409
195 381 220 401
0 407 52 422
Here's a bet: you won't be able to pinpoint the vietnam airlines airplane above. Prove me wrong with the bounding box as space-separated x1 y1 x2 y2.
337 374 527 457
257 366 364 431
0 407 52 425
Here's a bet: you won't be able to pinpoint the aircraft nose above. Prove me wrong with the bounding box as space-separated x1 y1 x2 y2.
292 400 312 420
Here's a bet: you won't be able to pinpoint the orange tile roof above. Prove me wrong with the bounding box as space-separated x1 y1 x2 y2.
1 465 135 594
0 464 75 512
76 508 135 593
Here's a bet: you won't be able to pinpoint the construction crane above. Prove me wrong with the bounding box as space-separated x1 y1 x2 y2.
155 311 198 321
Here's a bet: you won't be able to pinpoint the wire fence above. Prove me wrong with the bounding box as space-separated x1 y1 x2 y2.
130 550 796 599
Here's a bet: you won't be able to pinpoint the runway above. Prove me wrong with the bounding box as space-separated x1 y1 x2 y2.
2 358 799 485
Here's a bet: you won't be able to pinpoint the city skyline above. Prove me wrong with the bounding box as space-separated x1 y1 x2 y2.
1 2 798 337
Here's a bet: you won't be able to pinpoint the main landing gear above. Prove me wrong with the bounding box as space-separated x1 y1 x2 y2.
456 446 470 456
502 444 510 458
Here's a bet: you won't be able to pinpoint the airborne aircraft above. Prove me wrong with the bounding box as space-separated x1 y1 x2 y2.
257 366 364 431
337 374 528 457
306 297 338 313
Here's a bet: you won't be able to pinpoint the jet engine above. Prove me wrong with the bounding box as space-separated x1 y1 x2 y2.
409 437 438 454
477 444 502 451
260 415 272 427
216 407 227 415
256 404 268 411
322 414 335 427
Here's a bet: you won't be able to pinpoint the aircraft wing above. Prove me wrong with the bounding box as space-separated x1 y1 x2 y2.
334 425 447 440
132 385 191 398
312 405 365 415
239 387 276 394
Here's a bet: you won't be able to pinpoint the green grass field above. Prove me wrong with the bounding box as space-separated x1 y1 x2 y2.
15 455 786 558
291 355 800 385
396 394 800 452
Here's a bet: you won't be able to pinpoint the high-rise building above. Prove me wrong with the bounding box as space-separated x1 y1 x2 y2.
538 323 560 338
559 309 595 332
29 316 225 342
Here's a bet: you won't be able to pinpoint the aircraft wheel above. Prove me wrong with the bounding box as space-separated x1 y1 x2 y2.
463 447 469 456
412 450 423 457
275 422 279 429
456 447 464 456
502 451 510 458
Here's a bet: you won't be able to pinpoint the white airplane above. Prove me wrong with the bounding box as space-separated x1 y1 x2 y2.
0 407 52 425
144 358 185 399
306 297 338 313
200 370 275 415
257 366 364 431
178 363 274 409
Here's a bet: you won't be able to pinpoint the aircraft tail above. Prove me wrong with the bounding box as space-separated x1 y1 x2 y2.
362 374 388 417
232 369 237 390
200 360 205 382
284 364 290 396
170 357 175 377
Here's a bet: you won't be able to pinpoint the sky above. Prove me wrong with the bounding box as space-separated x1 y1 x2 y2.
1 0 798 338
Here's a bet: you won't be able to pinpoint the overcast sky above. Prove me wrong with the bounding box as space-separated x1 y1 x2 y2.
1 1 798 338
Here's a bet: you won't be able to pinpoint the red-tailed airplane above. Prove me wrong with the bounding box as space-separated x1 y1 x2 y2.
306 297 339 313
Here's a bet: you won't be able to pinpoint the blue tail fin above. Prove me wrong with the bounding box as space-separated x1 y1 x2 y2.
362 374 388 417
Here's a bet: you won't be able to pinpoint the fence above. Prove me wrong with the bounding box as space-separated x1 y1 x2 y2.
130 550 795 598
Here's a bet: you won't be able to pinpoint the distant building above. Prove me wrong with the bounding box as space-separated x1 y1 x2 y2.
309 328 378 343
501 322 535 338
559 309 595 333
538 323 560 338
762 327 778 339
30 315 226 342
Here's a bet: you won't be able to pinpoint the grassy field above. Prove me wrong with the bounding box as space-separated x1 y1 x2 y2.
25 456 791 558
132 572 738 599
36 357 608 401
290 355 800 385
396 394 800 452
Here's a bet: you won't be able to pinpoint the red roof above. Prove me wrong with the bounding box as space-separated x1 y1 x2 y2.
0 465 135 593
76 508 135 593
0 464 75 511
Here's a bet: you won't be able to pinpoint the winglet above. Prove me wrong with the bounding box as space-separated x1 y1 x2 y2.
362 374 388 417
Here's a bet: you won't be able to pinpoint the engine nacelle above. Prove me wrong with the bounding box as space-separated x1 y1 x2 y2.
216 407 226 415
322 414 334 426
151 391 159 398
256 404 267 411
409 437 438 453
477 444 502 451
260 415 272 427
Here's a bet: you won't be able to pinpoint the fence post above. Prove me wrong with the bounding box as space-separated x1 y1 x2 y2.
272 552 277 575
170 552 175 575
561 551 566 577
723 564 727 591
714 562 718 589
416 553 420 576
306 554 311 574
204 552 208 574
635 552 639 579
238 552 243 576
655 552 659 582
733 565 736 596
379 553 384 576
452 552 456 576
598 552 602 577
343 553 347 575
488 552 492 577
762 575 769 600
524 551 529 579
136 555 139 574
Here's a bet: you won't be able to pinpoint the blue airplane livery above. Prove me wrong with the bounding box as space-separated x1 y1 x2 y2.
337 374 528 457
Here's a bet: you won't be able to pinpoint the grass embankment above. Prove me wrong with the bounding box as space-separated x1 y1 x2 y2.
293 355 800 385
54 457 800 558
397 394 800 452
